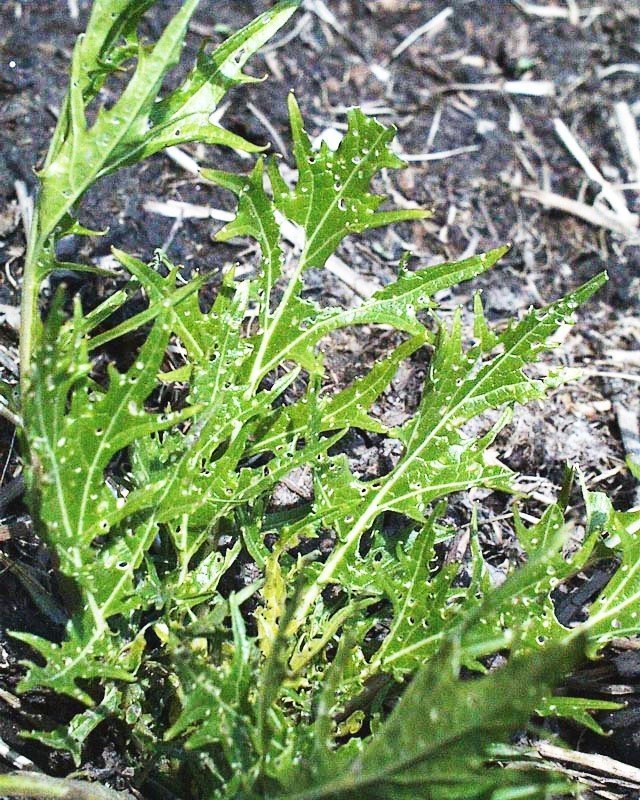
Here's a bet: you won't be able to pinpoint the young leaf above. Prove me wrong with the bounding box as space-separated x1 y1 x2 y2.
269 94 428 272
580 491 640 655
536 696 623 736
288 274 606 633
20 1 301 390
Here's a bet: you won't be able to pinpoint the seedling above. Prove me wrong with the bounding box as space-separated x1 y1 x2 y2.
1 2 638 799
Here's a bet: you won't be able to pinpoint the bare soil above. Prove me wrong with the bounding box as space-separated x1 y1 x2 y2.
0 0 639 796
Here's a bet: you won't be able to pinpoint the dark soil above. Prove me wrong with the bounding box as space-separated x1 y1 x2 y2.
0 0 639 797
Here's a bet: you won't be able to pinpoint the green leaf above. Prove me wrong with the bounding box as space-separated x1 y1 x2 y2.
203 157 284 335
287 274 606 634
21 685 122 765
283 638 584 800
269 93 429 273
361 510 461 679
164 599 260 797
536 695 623 735
149 1 301 155
580 491 640 655
15 6 618 793
33 1 301 287
16 291 197 702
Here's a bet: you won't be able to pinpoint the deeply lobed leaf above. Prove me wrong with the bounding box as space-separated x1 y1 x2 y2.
12 4 634 798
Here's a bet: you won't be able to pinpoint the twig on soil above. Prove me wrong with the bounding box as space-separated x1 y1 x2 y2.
327 104 395 118
262 11 313 54
143 200 381 299
582 369 640 385
614 102 640 182
247 102 289 158
432 80 556 97
302 0 367 60
0 687 21 709
510 1 604 22
403 145 480 162
587 465 626 487
426 103 443 149
553 118 637 231
0 772 135 800
613 397 640 503
389 7 453 61
566 0 580 26
521 188 639 237
144 199 231 223
302 0 342 34
161 216 183 254
67 0 79 20
598 64 640 80
536 742 640 789
600 350 640 368
0 402 23 429
0 738 35 770
0 345 19 376
164 146 200 176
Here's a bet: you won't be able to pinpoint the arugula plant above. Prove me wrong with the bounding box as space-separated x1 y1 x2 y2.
1 2 638 799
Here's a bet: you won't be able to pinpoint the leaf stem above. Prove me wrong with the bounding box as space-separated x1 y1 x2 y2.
19 211 44 398
0 772 135 800
246 245 309 393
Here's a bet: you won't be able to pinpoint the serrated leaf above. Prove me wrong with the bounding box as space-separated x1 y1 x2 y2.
269 94 429 272
164 600 259 797
32 1 300 290
362 511 460 679
17 288 199 701
580 491 640 655
287 275 606 634
536 695 623 735
15 6 619 793
21 685 122 765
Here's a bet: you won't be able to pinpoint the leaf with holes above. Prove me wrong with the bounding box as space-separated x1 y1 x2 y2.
8 3 627 798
